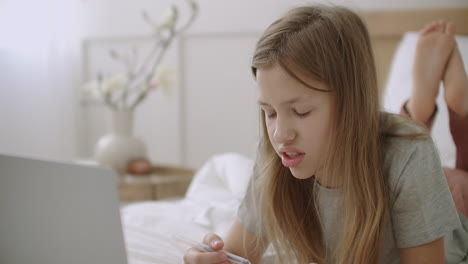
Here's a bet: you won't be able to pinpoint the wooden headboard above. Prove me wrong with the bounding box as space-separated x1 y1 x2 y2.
361 8 468 95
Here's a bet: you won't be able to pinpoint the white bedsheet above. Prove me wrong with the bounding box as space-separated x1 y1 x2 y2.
121 153 254 264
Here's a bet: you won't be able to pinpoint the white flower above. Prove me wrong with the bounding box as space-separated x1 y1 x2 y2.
158 6 178 29
82 1 197 109
154 66 176 94
82 80 103 101
101 73 128 96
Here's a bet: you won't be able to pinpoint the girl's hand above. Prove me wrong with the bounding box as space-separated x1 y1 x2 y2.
183 233 231 264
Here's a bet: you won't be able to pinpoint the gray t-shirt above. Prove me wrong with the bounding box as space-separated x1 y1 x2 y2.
238 114 468 263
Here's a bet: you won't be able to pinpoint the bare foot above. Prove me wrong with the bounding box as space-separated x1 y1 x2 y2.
409 21 456 123
443 36 468 117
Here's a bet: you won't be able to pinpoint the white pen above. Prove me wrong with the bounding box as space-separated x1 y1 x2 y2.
172 234 251 264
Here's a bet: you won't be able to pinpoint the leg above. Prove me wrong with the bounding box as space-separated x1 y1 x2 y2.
444 167 468 218
440 26 468 218
439 25 468 171
408 21 456 124
443 39 468 118
448 108 468 171
400 100 436 130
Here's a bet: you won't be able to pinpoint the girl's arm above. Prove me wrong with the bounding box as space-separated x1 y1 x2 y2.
399 237 445 264
223 218 268 264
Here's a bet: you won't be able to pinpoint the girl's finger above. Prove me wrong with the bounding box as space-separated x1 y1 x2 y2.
184 247 228 263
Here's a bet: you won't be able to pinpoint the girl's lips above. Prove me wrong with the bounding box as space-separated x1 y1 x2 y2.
281 152 305 167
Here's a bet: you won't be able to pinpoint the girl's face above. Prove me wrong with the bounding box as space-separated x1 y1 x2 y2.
256 64 334 180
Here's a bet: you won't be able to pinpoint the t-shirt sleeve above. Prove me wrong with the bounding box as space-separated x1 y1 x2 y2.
237 163 262 235
390 138 461 248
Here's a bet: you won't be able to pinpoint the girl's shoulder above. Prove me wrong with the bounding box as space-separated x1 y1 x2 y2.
380 113 442 193
380 112 428 138
380 112 433 159
380 114 461 249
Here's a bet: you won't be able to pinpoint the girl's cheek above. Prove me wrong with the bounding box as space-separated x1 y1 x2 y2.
267 130 274 143
266 123 275 136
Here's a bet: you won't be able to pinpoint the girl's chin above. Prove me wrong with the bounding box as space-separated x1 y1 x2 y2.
289 168 314 180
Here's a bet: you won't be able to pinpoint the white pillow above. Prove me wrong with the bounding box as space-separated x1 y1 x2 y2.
184 152 254 202
383 32 468 168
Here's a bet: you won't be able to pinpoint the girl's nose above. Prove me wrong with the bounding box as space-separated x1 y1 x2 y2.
272 120 296 144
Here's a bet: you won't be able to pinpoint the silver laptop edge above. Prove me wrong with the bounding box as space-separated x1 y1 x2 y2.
0 153 128 264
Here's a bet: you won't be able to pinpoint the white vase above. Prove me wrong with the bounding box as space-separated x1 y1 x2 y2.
94 109 147 174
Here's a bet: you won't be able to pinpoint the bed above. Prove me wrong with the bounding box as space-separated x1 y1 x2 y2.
120 8 468 264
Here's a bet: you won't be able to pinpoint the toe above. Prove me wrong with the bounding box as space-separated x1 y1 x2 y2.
436 20 447 32
420 21 439 35
445 22 457 36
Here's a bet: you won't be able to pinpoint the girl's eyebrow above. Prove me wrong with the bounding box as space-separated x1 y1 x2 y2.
257 96 304 106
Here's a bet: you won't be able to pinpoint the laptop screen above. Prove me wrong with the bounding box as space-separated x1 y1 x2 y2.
0 154 128 264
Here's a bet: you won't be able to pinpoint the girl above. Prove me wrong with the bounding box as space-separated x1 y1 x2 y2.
184 5 468 264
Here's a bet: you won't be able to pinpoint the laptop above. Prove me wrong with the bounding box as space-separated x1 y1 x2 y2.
0 153 128 264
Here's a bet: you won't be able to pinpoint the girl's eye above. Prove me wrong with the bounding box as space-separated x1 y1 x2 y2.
294 110 311 118
261 109 276 119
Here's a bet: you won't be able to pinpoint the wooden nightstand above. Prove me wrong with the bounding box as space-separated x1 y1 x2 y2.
118 165 195 202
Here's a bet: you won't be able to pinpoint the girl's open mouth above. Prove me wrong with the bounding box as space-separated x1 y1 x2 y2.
281 152 305 167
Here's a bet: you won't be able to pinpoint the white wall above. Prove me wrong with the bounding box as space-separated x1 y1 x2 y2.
1 0 467 168
81 0 468 36
0 0 81 161
79 0 468 169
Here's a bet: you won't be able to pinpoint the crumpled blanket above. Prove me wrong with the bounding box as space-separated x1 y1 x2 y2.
121 153 254 264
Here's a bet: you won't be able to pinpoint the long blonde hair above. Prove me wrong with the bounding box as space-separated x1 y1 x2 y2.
250 5 389 263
